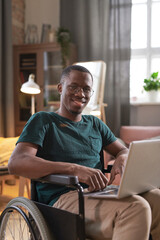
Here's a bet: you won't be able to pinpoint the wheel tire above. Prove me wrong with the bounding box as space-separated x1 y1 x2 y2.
0 197 54 240
0 205 37 240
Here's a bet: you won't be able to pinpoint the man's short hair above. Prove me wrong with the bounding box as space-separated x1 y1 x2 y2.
60 65 93 83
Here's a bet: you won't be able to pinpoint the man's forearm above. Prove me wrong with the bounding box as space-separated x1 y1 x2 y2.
116 148 128 159
8 154 75 179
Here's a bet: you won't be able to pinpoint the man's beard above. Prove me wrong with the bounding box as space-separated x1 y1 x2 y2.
70 109 82 115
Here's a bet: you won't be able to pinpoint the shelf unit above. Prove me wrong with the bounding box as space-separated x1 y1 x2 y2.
13 43 77 136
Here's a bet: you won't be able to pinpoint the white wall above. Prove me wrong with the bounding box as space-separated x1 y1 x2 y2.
130 104 160 126
25 0 60 43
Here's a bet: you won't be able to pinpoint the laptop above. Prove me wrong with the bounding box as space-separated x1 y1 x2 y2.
84 139 160 199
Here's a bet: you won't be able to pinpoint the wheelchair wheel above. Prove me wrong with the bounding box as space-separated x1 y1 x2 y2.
0 197 54 240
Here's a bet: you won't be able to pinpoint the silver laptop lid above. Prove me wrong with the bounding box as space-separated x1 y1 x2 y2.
118 139 160 198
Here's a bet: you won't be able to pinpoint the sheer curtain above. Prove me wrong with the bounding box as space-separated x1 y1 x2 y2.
0 0 14 137
60 0 131 135
105 0 131 135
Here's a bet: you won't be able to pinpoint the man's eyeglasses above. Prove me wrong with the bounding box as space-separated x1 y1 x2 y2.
67 85 94 97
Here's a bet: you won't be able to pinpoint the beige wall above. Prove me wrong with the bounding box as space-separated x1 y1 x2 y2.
25 0 60 43
12 0 59 44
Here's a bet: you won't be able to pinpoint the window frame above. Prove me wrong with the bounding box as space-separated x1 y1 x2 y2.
130 0 160 102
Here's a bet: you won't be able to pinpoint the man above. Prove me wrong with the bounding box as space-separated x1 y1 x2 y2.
9 65 160 240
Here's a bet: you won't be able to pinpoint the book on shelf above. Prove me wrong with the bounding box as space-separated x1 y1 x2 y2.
20 72 25 84
22 58 36 62
20 57 36 68
21 62 36 67
20 71 35 83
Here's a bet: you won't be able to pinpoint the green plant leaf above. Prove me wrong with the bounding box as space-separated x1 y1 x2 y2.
151 72 158 79
56 27 71 68
143 72 160 91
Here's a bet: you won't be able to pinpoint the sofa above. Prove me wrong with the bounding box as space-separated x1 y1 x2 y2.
0 136 30 198
120 126 160 146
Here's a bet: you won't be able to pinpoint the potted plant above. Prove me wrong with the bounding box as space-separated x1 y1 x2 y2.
143 72 160 102
56 27 71 68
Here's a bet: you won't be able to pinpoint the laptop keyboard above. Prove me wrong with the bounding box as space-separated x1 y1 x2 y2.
84 185 119 196
96 185 119 195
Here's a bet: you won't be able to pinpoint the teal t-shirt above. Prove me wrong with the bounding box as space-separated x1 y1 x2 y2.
17 111 116 205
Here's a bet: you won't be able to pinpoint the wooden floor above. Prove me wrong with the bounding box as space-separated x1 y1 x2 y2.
0 178 29 214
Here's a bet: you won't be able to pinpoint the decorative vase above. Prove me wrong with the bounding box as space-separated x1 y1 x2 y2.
146 90 160 102
25 24 38 44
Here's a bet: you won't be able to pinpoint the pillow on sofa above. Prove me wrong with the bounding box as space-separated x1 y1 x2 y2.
120 126 160 146
0 137 19 166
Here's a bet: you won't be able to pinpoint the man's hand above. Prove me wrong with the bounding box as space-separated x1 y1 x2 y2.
108 151 128 185
73 164 108 192
103 140 129 185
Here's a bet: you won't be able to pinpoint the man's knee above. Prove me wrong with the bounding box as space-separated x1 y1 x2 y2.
113 197 152 240
129 195 152 225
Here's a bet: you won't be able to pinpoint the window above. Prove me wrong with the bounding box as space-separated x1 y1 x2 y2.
130 0 160 102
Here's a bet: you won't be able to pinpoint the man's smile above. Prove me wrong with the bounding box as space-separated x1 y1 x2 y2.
72 98 87 107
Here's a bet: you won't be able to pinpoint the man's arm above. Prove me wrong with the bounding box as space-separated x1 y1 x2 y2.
8 142 74 179
8 142 108 192
103 139 129 185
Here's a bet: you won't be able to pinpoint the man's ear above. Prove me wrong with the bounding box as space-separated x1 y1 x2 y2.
57 83 62 94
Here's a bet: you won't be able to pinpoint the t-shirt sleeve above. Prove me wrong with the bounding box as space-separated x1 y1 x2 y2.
95 117 117 147
17 112 47 147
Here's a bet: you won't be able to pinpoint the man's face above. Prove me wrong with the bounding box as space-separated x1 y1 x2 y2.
58 70 93 115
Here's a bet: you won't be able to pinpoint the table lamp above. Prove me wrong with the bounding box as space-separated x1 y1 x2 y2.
20 74 41 115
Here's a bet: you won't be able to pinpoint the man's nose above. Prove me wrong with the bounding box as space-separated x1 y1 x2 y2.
75 88 85 97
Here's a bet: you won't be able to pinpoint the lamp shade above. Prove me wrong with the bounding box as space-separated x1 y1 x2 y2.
20 74 41 94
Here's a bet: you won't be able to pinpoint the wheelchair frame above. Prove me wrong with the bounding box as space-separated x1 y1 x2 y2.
0 150 107 240
29 165 112 240
31 174 86 240
0 173 87 240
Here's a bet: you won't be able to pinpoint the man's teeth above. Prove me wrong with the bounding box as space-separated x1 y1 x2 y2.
74 100 84 105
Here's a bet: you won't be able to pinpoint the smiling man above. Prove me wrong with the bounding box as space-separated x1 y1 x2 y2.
57 66 93 118
8 65 160 240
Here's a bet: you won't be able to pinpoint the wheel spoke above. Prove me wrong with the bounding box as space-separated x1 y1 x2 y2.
0 209 32 240
0 197 52 240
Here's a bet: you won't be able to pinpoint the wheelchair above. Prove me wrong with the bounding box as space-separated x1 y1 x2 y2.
0 173 88 240
0 163 153 240
0 147 111 240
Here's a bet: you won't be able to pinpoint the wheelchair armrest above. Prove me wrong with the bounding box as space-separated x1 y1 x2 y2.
31 174 85 230
34 174 79 186
34 164 113 186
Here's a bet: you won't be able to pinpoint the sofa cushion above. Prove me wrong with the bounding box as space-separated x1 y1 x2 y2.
0 137 19 167
120 126 160 145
